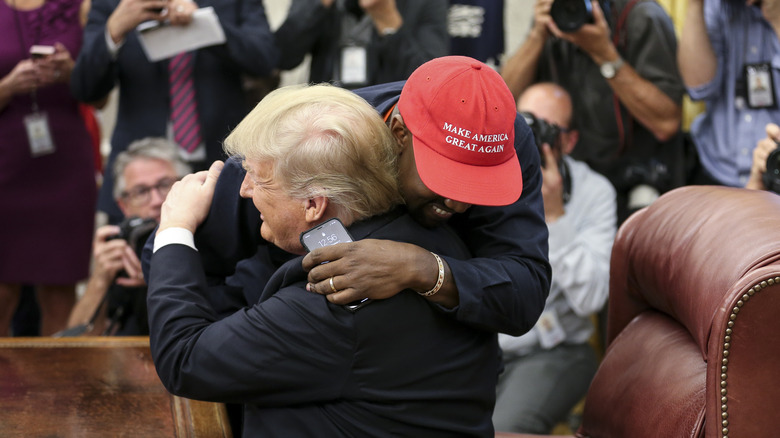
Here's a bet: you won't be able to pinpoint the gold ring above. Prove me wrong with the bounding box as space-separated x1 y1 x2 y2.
329 276 337 293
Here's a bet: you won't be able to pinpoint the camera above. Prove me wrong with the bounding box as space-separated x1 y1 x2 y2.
619 159 671 192
762 145 780 194
520 111 561 167
520 111 572 203
550 0 594 33
109 216 158 258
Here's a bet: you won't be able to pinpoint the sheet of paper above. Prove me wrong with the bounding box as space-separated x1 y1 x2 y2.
137 7 226 62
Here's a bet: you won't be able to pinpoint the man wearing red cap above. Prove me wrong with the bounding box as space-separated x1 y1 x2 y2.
142 56 549 338
302 56 549 336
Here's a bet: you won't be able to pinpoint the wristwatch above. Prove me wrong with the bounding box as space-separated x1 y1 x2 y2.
600 57 625 79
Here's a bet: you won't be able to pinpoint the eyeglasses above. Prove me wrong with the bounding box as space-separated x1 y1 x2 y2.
120 177 178 206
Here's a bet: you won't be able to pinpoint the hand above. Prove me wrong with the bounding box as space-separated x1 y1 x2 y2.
746 123 780 190
34 43 74 87
92 225 136 285
168 0 198 26
116 248 146 287
0 59 39 96
360 0 402 33
302 239 425 304
530 0 554 39
540 144 566 222
159 160 223 233
548 0 618 65
107 0 168 43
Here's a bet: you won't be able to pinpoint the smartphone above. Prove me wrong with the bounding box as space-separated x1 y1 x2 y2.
299 218 371 312
300 217 354 252
29 45 55 59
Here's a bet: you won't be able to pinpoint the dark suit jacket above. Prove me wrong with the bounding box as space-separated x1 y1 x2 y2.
148 210 499 437
71 0 278 223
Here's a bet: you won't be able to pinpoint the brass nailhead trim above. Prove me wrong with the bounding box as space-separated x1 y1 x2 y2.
720 277 778 437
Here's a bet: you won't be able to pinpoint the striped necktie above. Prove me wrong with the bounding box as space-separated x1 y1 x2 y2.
169 52 202 153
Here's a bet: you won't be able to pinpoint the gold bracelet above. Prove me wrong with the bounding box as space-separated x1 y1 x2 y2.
418 252 444 297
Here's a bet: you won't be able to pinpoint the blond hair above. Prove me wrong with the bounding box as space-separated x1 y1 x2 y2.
223 84 402 222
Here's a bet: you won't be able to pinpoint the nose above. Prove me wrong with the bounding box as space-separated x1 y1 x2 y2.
239 173 253 198
443 198 472 213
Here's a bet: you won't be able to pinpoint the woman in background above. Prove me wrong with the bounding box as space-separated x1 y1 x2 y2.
0 0 96 336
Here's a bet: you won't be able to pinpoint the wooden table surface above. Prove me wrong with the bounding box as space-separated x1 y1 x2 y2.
0 337 231 438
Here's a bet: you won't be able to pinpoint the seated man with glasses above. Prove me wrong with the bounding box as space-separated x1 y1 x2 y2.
62 138 191 336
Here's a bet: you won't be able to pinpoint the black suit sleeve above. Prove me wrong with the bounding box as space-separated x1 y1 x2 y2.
70 0 120 102
200 0 279 77
147 244 352 404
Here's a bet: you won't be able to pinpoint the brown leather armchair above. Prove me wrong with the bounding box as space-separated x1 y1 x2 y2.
497 186 780 438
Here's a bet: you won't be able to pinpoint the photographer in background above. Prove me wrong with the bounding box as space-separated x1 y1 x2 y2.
746 122 780 192
494 83 616 434
274 0 449 88
501 0 685 223
63 138 190 336
679 0 780 189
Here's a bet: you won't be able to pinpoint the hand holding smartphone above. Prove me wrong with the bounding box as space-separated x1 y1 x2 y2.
29 45 55 59
299 218 371 312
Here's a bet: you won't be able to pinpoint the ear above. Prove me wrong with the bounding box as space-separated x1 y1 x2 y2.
389 114 411 154
562 129 579 156
304 196 329 224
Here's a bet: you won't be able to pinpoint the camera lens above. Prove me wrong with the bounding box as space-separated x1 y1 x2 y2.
550 0 594 33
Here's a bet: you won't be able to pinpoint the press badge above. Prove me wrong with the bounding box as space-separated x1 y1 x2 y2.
340 45 368 86
24 112 56 156
536 309 566 349
744 62 777 109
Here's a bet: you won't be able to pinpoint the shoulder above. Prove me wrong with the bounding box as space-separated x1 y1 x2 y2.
620 1 672 28
352 81 404 113
371 214 471 261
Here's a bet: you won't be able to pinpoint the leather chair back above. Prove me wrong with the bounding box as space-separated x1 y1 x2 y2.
579 186 780 438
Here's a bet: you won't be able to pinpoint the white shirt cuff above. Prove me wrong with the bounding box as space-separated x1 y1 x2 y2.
153 227 197 253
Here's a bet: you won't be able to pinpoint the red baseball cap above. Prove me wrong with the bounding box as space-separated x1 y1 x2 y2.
398 56 522 206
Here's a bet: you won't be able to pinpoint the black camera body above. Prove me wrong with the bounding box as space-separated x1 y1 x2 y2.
109 216 158 258
618 159 671 192
520 111 572 203
520 112 561 167
550 0 594 32
763 145 780 194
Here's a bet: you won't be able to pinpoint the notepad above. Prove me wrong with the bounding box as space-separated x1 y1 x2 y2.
137 7 226 62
